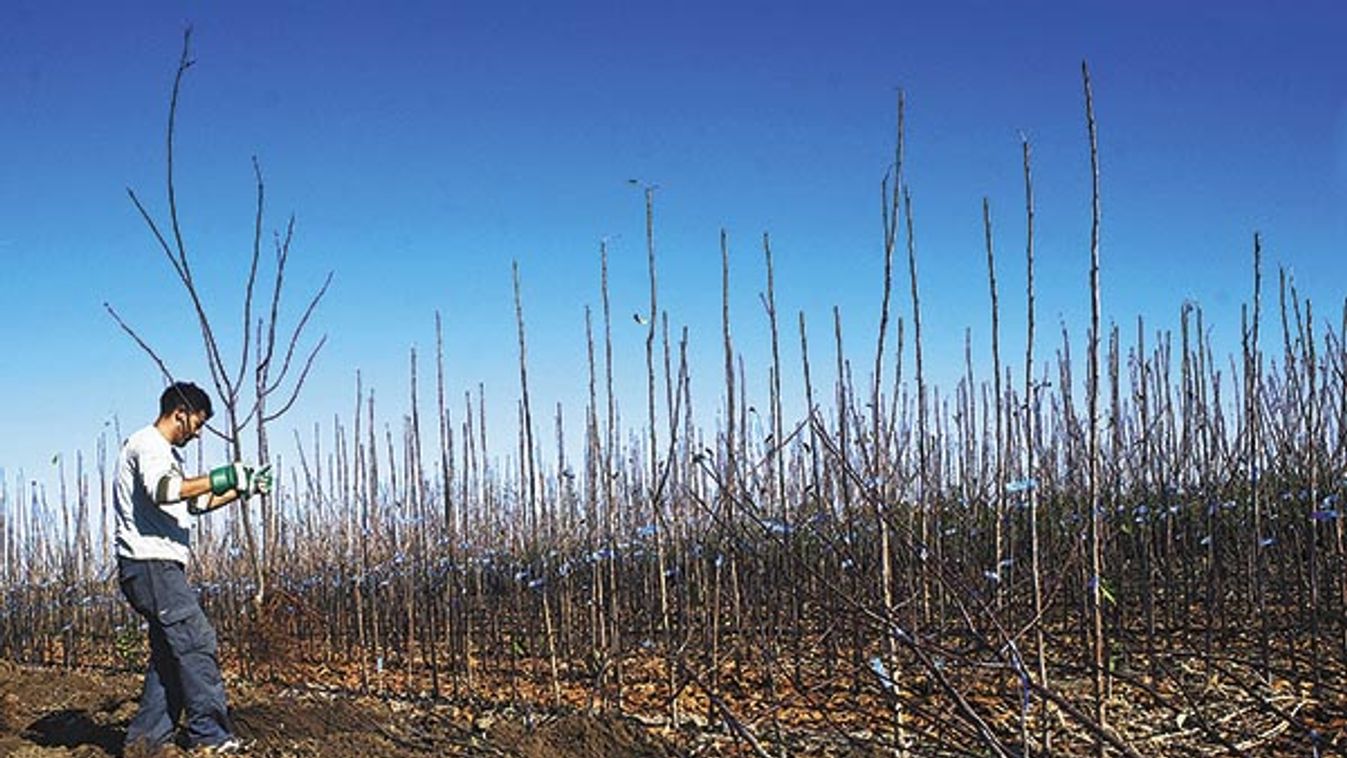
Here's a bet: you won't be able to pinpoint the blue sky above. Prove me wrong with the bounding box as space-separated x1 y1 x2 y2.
2 1 1344 491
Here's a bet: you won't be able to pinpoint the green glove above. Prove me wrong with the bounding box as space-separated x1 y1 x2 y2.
208 463 240 495
208 462 272 497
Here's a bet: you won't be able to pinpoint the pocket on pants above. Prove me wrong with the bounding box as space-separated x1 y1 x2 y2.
149 562 198 626
164 607 218 657
148 563 215 656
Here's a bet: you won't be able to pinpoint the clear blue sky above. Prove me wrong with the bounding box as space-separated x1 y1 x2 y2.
2 0 1344 491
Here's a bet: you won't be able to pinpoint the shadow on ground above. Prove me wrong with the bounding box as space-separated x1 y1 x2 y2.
24 708 126 753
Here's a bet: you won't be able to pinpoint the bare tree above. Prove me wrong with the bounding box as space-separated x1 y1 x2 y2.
104 27 332 606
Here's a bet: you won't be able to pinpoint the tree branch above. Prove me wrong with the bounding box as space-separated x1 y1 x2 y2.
262 333 328 424
265 270 332 396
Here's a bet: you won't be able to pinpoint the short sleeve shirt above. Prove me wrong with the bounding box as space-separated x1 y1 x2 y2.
114 424 199 564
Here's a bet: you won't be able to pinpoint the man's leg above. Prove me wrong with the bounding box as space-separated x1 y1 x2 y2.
167 610 232 746
125 650 174 747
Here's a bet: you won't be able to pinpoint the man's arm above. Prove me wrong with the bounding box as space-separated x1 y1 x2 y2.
151 465 253 514
137 436 263 514
175 475 241 514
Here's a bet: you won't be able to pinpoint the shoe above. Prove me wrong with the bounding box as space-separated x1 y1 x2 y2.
194 738 246 754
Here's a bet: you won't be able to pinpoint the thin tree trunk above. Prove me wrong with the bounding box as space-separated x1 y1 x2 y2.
1082 60 1108 753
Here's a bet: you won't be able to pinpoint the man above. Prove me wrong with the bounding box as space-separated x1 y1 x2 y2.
114 381 271 754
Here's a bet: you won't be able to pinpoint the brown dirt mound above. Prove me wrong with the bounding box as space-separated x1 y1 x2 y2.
232 697 388 742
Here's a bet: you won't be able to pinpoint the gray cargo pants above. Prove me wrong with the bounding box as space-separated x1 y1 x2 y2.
117 557 234 750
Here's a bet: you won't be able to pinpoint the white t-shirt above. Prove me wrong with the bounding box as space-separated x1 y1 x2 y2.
114 424 205 564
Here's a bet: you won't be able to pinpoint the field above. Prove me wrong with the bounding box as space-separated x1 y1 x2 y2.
0 637 1342 756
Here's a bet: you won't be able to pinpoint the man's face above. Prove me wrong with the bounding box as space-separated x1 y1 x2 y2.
172 409 209 447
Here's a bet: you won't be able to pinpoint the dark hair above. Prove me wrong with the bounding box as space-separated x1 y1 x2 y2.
159 381 214 420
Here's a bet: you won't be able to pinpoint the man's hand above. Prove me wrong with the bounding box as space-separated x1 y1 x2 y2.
246 464 274 497
208 462 273 497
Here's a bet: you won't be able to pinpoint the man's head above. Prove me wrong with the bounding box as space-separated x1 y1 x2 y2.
158 382 213 447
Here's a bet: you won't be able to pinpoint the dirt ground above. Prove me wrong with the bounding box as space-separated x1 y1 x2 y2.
5 651 1341 756
0 660 689 757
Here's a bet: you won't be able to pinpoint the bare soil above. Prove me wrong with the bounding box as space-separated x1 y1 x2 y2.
5 646 1342 756
0 660 685 757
